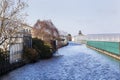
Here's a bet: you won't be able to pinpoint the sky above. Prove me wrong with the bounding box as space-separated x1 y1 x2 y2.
26 0 120 36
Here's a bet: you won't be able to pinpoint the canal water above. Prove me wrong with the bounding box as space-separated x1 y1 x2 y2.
0 42 120 80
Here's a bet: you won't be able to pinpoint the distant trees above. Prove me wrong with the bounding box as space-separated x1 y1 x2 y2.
0 0 28 51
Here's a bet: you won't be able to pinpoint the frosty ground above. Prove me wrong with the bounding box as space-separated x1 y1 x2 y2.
1 42 120 80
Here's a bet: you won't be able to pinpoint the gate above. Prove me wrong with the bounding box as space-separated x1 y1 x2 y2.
9 43 23 64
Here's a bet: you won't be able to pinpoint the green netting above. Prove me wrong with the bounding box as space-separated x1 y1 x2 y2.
87 41 120 55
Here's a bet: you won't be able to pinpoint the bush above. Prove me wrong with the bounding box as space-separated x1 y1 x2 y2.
0 50 4 65
0 49 7 62
23 47 38 63
32 38 53 59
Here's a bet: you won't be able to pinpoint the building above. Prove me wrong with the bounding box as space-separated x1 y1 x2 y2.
0 23 32 64
72 31 87 44
9 24 32 63
59 30 68 45
73 35 86 44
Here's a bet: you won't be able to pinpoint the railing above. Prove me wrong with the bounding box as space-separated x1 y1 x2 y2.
0 52 25 76
0 52 9 75
87 34 120 59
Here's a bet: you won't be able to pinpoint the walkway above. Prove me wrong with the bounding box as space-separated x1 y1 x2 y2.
1 42 120 80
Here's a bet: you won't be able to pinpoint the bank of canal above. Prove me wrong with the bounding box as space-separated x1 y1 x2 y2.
0 42 120 80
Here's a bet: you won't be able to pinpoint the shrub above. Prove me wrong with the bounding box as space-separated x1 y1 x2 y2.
32 38 53 59
23 47 38 63
0 50 4 65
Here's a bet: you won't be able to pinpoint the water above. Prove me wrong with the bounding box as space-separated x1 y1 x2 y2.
1 42 120 80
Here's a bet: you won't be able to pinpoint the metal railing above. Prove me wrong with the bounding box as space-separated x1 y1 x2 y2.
0 51 25 75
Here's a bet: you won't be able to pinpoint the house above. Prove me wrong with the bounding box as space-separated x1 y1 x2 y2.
9 24 32 63
72 31 87 44
59 30 68 45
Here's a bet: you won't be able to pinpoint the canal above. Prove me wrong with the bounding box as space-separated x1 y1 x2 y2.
1 42 120 80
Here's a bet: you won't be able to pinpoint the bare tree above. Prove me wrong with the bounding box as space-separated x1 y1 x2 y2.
33 20 60 41
0 0 27 50
32 20 60 47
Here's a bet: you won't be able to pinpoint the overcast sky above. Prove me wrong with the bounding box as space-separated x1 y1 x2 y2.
26 0 120 35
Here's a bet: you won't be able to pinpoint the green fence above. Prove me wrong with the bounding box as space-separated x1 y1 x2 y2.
87 41 120 55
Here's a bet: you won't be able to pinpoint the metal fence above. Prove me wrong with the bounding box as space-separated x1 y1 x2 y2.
87 41 120 55
0 52 25 75
0 52 10 75
86 34 120 56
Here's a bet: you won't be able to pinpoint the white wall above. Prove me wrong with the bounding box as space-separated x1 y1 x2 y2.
72 35 87 44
